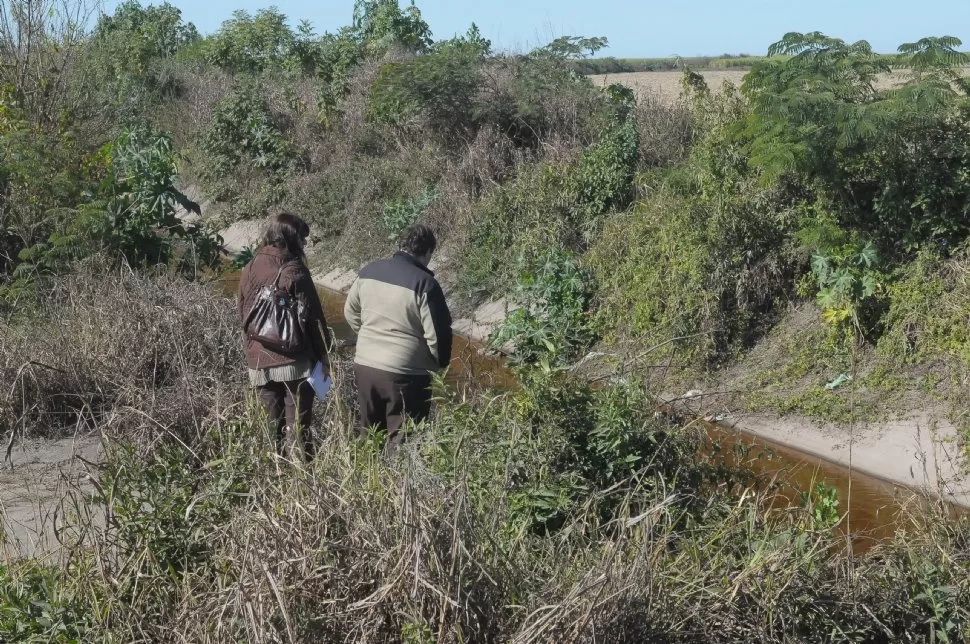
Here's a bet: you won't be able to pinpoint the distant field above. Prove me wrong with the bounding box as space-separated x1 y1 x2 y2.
589 70 747 99
574 53 920 75
589 70 940 100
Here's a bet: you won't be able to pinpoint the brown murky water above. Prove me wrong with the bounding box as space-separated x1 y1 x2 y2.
230 275 962 549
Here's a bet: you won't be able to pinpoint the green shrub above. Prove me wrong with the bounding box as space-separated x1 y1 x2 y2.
588 162 795 367
490 248 595 367
572 83 639 240
460 161 580 297
459 82 639 298
367 42 484 136
352 0 433 55
201 83 294 179
0 562 91 642
316 1 434 127
198 82 295 211
382 187 437 241
202 8 323 75
472 49 602 148
86 0 201 118
14 127 220 278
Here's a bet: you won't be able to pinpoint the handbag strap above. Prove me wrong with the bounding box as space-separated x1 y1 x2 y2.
272 265 285 288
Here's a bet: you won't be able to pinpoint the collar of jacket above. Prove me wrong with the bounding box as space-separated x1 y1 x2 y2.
393 251 434 277
258 244 300 264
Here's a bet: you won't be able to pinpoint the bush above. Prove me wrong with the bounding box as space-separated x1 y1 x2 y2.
198 82 296 213
9 126 220 282
367 42 484 137
459 82 639 299
490 248 596 367
0 562 92 641
201 83 295 179
85 0 201 119
382 187 438 241
0 263 242 440
572 83 639 240
588 167 795 368
202 8 323 75
472 50 602 148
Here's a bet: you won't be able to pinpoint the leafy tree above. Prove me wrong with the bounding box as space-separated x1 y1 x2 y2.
92 1 200 77
315 27 367 126
535 36 609 60
353 0 432 54
87 1 201 116
740 32 970 255
0 0 95 125
315 2 432 125
740 32 890 180
203 8 322 75
433 22 491 57
895 36 970 105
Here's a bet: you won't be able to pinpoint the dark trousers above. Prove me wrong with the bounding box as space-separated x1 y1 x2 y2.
257 379 316 458
355 364 432 446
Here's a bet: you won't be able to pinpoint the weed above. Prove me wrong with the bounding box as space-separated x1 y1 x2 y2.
490 248 595 367
382 187 438 241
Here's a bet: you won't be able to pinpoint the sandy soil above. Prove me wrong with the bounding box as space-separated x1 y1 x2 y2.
0 437 101 560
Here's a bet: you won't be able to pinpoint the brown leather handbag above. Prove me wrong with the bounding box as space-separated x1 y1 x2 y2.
244 266 307 354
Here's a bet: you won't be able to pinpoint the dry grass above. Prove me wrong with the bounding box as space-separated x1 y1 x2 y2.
0 258 245 445
0 269 968 642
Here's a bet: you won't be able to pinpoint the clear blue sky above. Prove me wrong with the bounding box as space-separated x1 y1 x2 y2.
105 0 970 58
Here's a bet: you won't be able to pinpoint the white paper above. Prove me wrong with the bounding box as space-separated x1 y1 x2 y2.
307 361 332 401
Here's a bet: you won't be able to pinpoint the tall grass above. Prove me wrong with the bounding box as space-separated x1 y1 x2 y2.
0 270 968 642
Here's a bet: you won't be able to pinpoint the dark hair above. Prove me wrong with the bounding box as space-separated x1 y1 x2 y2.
264 212 310 258
397 224 437 257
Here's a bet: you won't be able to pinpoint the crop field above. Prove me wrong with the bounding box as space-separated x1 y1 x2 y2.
589 69 946 99
589 70 748 99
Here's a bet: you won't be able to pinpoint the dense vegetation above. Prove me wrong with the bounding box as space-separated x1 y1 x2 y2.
2 0 970 640
0 266 967 642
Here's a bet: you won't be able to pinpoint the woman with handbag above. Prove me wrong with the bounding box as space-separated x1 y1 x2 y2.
237 212 331 459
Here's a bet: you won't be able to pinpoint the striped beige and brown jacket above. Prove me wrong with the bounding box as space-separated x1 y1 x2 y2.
344 252 453 376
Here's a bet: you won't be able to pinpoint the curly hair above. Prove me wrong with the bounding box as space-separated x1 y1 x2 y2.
397 224 437 258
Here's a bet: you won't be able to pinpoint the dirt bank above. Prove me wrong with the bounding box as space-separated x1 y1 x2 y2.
665 392 969 508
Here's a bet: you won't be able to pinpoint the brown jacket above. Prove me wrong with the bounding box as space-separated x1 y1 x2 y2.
237 245 330 371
